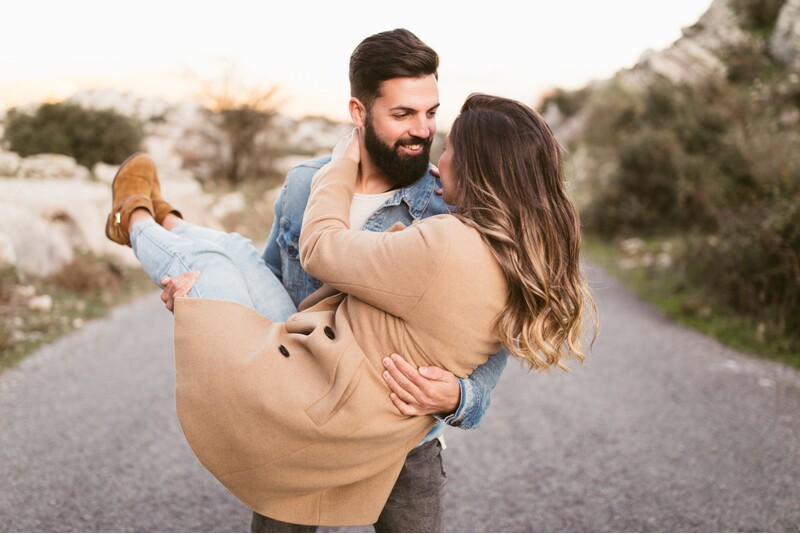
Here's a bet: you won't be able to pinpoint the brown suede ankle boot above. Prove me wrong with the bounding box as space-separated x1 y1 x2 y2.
105 152 156 247
151 168 183 226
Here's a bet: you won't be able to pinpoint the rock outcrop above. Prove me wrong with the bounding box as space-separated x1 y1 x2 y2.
0 156 220 277
771 0 800 70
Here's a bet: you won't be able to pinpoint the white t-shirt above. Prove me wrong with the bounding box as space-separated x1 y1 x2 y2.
350 190 397 229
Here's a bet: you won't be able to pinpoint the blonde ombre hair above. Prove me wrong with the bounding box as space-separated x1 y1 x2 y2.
450 94 597 371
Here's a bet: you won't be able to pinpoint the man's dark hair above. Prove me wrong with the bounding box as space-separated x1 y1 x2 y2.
349 28 439 110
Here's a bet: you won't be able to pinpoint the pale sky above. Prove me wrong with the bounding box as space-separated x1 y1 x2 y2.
1 0 712 125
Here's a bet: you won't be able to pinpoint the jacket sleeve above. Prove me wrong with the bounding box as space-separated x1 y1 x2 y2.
299 159 447 318
441 348 509 429
261 183 286 281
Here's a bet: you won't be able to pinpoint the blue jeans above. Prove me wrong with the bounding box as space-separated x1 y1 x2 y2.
130 220 298 322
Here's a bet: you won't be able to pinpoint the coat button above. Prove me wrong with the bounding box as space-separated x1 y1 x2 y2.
279 344 290 357
324 326 335 340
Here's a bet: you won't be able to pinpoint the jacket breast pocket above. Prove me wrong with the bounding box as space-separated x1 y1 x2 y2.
277 217 300 260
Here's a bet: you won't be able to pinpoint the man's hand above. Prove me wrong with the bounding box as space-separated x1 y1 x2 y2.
382 353 460 416
160 271 201 312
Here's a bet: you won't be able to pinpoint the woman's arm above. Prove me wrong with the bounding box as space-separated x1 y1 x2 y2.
299 156 450 318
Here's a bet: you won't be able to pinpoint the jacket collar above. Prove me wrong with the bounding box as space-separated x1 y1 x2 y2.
320 156 438 220
382 166 437 220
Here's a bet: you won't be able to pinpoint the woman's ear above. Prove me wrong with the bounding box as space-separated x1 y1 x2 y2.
349 98 366 127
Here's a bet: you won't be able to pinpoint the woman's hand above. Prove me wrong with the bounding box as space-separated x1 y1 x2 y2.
331 128 361 164
381 353 461 416
160 271 201 312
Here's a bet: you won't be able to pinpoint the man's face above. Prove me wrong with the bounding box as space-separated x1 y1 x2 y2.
362 74 439 188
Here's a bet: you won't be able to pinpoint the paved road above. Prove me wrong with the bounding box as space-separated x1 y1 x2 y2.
1 266 798 532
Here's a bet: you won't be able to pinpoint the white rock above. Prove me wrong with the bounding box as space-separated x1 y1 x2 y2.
0 151 21 177
0 202 73 277
0 169 221 275
771 0 800 70
210 191 246 220
0 232 16 267
620 238 645 254
28 294 53 313
93 162 119 184
18 154 91 180
15 285 36 298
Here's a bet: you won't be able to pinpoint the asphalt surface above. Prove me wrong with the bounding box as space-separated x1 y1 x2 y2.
1 266 798 532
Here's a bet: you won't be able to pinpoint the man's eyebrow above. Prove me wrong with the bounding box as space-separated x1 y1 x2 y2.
388 103 441 113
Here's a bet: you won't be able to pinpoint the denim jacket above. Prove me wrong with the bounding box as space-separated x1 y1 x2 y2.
261 156 508 443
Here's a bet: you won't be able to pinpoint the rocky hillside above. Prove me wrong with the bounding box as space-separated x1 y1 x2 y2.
0 91 351 279
545 0 800 145
544 0 800 358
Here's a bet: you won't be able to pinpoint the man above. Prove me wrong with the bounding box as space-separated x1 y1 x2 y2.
163 29 507 532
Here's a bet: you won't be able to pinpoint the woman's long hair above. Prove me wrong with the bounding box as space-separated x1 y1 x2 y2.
450 94 597 371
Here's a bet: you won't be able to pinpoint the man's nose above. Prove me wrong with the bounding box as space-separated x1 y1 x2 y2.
409 115 433 139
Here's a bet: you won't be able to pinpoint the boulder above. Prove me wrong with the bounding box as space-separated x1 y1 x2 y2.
0 232 16 268
770 0 800 70
92 162 119 184
0 203 74 277
18 154 91 180
28 294 54 313
682 0 754 54
0 151 21 177
0 174 222 275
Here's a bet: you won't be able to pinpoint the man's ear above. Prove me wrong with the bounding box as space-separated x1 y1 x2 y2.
349 98 367 127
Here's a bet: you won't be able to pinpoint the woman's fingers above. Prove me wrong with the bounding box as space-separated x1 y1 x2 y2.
331 128 361 163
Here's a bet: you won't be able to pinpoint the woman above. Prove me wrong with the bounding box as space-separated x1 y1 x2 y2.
105 94 596 526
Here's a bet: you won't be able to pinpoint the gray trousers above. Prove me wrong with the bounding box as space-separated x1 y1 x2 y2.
250 439 446 533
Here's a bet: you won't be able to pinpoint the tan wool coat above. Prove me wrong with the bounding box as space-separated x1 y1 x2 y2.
173 159 508 526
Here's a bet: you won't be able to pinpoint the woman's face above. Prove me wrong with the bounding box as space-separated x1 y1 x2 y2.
437 134 458 205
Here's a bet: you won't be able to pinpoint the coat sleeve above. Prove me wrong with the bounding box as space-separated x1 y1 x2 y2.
299 159 450 318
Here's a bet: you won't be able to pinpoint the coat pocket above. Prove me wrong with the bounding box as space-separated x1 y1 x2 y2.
306 341 365 427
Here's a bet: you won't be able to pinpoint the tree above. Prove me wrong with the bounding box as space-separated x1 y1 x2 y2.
196 61 282 185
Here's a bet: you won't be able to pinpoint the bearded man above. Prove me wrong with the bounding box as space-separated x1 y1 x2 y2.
162 28 507 532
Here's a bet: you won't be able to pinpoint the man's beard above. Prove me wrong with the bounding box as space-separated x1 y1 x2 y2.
363 117 432 189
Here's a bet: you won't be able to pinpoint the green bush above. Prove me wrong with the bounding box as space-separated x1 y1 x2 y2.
686 198 800 347
729 0 786 32
540 87 590 119
573 62 800 352
580 80 735 236
3 102 144 168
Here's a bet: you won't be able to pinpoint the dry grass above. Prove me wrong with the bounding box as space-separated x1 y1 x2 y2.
0 253 152 371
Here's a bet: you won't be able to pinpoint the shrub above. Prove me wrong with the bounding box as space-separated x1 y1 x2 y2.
540 87 590 119
580 81 735 236
729 0 786 32
47 253 126 297
687 197 800 345
574 64 800 352
2 102 144 168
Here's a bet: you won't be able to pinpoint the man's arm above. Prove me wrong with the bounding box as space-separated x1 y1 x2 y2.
261 184 286 281
383 348 509 429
